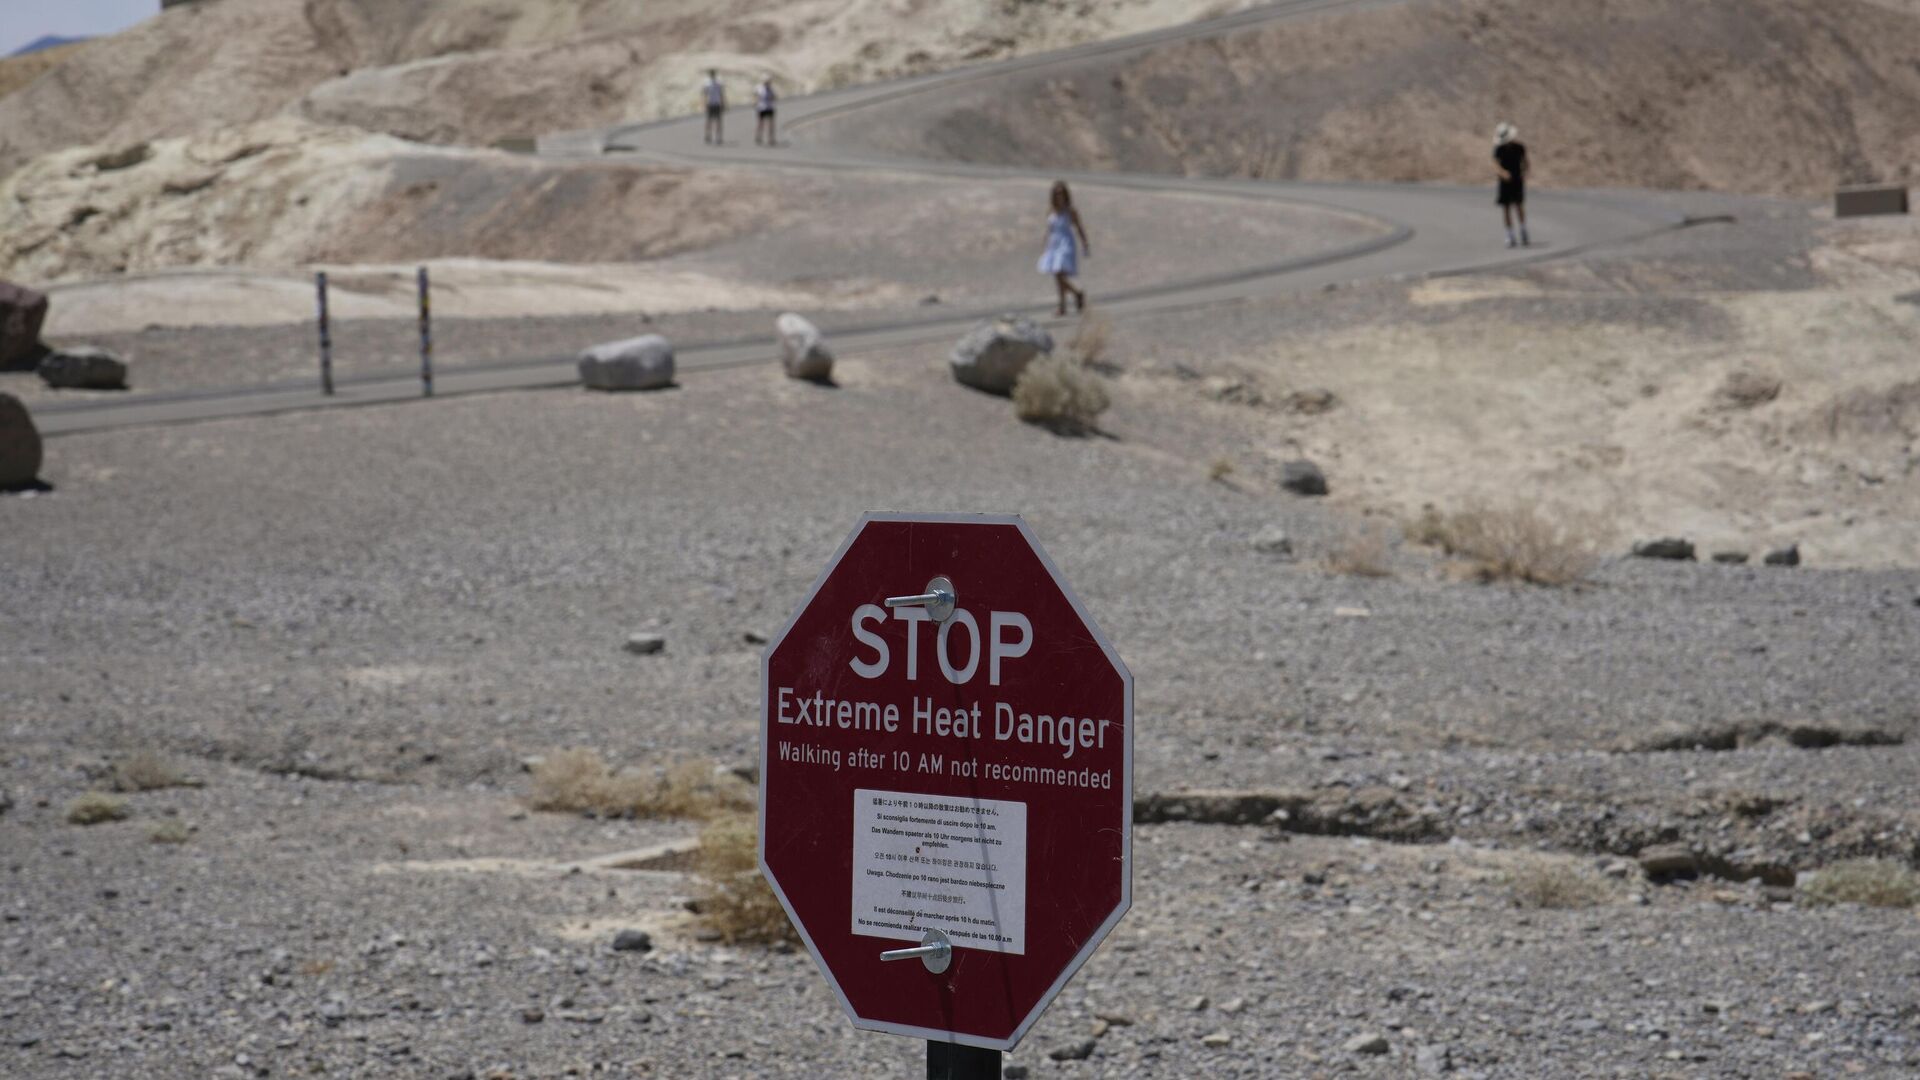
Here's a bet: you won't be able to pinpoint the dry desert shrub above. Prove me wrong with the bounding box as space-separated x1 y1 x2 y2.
1327 523 1393 578
1012 354 1111 435
67 791 128 825
1799 859 1920 908
148 819 192 845
695 812 798 945
1507 863 1610 909
1207 456 1235 482
528 748 752 821
1068 312 1114 371
112 750 193 792
1414 503 1600 586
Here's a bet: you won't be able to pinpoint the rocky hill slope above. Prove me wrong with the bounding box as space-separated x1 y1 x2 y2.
815 0 1920 197
0 0 1256 179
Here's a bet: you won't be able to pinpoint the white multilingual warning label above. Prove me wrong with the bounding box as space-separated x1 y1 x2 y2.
851 789 1027 954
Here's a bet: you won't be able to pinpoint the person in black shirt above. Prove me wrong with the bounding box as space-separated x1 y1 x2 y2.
1494 122 1529 247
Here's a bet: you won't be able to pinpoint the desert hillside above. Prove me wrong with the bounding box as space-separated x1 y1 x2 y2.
0 0 1258 179
819 0 1920 196
0 118 792 283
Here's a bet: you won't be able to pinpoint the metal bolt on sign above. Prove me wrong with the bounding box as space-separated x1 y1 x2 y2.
885 575 955 623
880 928 952 974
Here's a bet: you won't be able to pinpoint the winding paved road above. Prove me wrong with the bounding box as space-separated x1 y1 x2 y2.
37 0 1692 436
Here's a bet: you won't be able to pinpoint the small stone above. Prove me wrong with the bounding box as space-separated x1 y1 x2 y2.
1800 1000 1834 1015
623 633 665 655
1187 994 1210 1011
1415 1043 1453 1074
1764 544 1800 567
1344 1033 1390 1055
1280 459 1328 496
742 629 769 645
1286 387 1337 414
1219 997 1246 1015
1093 1011 1135 1027
1631 538 1696 560
1711 551 1749 564
1200 1032 1232 1048
37 345 128 390
1250 526 1293 557
1636 843 1698 878
1048 1038 1096 1061
1713 369 1782 410
520 1007 545 1024
611 929 653 953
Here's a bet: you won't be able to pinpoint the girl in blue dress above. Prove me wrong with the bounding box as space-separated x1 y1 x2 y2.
1037 180 1091 315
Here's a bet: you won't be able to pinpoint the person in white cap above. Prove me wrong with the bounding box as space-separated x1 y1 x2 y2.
755 75 778 147
1494 122 1529 247
702 69 726 145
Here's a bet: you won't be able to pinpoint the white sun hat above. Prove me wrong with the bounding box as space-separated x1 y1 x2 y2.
1494 122 1517 146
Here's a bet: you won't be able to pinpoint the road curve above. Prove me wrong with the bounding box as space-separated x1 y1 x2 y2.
39 0 1685 436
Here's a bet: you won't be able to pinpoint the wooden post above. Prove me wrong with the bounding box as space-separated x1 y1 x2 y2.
417 265 434 397
315 271 334 396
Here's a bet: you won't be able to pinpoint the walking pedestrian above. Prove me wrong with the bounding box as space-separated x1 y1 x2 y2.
755 75 777 147
702 69 726 145
1037 181 1090 315
1494 122 1529 247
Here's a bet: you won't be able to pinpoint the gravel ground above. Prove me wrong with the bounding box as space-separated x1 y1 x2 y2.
5 206 1919 1077
5 303 1919 1075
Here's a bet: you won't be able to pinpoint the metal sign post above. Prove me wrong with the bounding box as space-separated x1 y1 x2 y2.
927 1041 1001 1079
315 271 333 396
760 512 1133 1058
417 265 434 397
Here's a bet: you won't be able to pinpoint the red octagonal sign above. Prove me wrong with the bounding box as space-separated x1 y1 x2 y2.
760 513 1133 1050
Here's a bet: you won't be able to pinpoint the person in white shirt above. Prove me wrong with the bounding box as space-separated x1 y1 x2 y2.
702 70 726 145
754 75 778 147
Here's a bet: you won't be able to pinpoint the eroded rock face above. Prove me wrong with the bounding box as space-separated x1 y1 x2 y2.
776 312 832 381
37 345 128 390
950 315 1053 395
0 280 49 371
578 334 674 391
0 393 44 489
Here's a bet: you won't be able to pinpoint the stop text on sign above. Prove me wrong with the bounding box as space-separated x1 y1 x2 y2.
848 603 1030 685
771 601 1113 760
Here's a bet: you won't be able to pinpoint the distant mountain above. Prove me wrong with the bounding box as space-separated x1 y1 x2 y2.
9 36 90 57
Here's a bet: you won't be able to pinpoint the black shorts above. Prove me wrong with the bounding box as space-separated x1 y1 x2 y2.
757 108 774 118
1497 179 1525 206
706 105 724 120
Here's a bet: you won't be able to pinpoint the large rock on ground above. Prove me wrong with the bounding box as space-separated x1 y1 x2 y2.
950 315 1053 395
0 281 49 371
38 346 128 390
0 393 44 489
579 335 674 391
776 312 833 381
